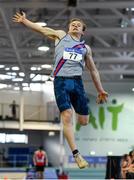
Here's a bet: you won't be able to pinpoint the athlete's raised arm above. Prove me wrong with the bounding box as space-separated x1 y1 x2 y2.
12 12 66 40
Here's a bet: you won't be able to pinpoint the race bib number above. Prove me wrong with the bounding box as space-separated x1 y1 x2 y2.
63 48 83 62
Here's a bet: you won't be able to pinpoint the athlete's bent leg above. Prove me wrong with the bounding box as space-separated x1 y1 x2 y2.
77 114 89 126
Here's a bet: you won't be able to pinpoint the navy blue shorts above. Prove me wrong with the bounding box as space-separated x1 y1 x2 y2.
35 165 45 172
54 76 89 115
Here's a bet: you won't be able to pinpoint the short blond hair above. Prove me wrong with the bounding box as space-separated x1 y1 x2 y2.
68 18 86 31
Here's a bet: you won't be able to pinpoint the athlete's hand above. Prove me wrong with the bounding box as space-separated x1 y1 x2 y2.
96 91 108 104
12 12 26 23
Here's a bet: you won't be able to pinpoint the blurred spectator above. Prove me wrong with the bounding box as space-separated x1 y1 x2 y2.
121 153 134 179
58 170 68 179
33 146 48 179
129 150 134 164
9 100 19 119
121 154 131 178
126 150 134 179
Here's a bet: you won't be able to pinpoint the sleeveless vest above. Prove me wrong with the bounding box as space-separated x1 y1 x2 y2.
52 34 87 77
35 151 45 166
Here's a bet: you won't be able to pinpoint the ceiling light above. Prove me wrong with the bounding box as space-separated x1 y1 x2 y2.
23 87 30 91
30 74 35 78
131 8 134 11
32 74 41 81
19 72 25 77
48 131 55 136
38 46 50 52
32 75 49 81
0 84 7 89
14 87 20 91
6 72 12 75
0 65 5 68
126 8 134 11
0 74 13 80
30 67 37 71
22 83 28 86
12 72 17 76
12 66 20 71
132 88 134 92
35 22 47 26
5 67 10 71
120 74 123 79
37 67 41 71
12 78 23 82
6 72 16 77
41 64 52 69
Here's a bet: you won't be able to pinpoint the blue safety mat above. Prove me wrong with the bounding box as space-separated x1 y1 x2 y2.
44 168 58 179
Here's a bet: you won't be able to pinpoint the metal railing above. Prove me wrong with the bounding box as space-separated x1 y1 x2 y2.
0 154 33 168
0 102 59 122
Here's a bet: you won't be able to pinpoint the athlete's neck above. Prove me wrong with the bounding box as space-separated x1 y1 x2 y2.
69 32 81 41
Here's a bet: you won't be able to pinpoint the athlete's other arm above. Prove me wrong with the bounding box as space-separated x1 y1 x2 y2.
85 45 108 104
44 151 48 166
12 12 66 41
33 152 36 166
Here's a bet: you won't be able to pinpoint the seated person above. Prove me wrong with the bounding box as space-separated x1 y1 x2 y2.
126 150 134 179
121 154 131 179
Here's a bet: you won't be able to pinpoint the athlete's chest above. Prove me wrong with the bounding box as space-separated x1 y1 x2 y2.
56 36 86 56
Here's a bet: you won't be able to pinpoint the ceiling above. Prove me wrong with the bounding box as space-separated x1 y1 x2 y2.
0 0 134 91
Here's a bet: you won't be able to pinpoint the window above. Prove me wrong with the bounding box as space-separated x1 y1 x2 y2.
0 133 28 144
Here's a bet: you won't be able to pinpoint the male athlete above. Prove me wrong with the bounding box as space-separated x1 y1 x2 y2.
13 12 108 169
33 146 48 179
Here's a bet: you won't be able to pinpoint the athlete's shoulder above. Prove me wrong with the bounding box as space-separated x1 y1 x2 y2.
34 150 39 154
43 150 47 154
55 31 67 45
55 30 66 39
85 44 92 55
85 44 91 50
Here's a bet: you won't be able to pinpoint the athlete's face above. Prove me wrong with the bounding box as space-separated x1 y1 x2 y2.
68 21 84 35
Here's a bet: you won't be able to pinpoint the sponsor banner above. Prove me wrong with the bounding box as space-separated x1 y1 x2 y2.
68 155 107 164
65 94 134 156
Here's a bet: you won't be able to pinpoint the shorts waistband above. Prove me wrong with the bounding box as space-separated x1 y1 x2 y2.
55 76 81 80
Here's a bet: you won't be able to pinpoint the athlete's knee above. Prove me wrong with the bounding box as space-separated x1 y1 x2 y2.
61 109 73 125
78 115 89 126
80 119 88 126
